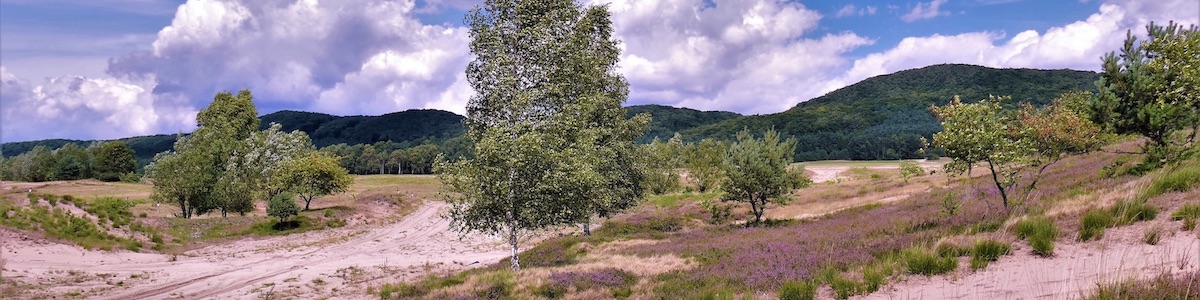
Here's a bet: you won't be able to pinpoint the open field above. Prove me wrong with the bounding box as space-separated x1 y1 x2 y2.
2 143 1199 299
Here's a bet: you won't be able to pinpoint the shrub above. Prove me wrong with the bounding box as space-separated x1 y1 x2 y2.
778 280 817 300
118 172 141 183
325 219 346 228
1080 209 1113 241
267 193 299 223
970 239 1011 270
1014 215 1058 256
899 161 924 183
1171 203 1200 230
901 246 957 276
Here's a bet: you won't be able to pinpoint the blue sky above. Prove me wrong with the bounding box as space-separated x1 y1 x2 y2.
1 0 1197 142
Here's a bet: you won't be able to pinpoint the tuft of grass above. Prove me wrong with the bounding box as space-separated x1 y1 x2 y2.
778 280 817 300
935 242 970 258
1142 164 1200 199
1014 215 1058 256
653 272 739 300
1111 200 1157 225
1171 203 1200 230
1087 272 1200 300
901 246 957 276
1143 225 1162 245
1080 208 1113 241
969 239 1011 270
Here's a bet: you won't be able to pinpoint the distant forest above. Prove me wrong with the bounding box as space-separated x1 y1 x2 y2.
2 64 1100 172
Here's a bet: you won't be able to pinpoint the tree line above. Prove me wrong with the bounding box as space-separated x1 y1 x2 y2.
0 141 138 182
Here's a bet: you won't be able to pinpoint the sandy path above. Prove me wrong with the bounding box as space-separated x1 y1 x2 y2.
4 202 508 299
859 224 1200 299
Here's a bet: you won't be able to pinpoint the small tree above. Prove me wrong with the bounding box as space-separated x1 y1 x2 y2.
267 192 299 223
274 152 352 211
1090 22 1200 168
685 139 728 192
90 141 136 182
930 94 1101 210
722 129 797 225
899 161 924 183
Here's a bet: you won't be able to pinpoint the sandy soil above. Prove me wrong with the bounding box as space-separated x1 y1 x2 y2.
858 222 1200 299
2 202 509 299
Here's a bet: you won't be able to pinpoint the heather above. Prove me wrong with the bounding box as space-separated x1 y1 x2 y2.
627 189 1005 291
535 268 636 298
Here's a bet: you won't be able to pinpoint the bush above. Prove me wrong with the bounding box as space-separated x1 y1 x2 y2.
118 172 141 183
1080 209 1113 241
902 246 957 276
970 239 1011 270
267 193 299 223
899 161 924 183
778 280 817 300
1171 203 1200 230
1014 215 1058 256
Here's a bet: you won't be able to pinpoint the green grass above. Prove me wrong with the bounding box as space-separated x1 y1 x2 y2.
970 239 1011 270
0 195 146 251
1080 208 1113 241
901 246 957 276
647 192 721 208
1171 203 1200 230
1142 163 1200 199
778 280 817 300
1014 215 1058 256
1087 272 1200 300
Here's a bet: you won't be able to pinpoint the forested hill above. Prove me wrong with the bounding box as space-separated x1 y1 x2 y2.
626 105 742 143
682 64 1101 161
260 109 465 148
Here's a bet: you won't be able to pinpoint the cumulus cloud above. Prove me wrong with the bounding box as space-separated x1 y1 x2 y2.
0 66 196 142
594 0 872 113
901 0 950 22
107 0 472 117
839 0 1199 90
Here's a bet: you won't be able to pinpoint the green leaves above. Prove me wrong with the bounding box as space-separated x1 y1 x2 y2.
274 152 352 211
443 0 644 271
721 129 797 225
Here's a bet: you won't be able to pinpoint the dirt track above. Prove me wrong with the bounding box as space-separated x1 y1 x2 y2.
4 202 508 299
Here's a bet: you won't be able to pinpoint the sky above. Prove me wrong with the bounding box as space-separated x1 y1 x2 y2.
1 0 1198 143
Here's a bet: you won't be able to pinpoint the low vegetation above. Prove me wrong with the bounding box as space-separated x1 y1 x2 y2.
1087 272 1200 300
1014 215 1059 256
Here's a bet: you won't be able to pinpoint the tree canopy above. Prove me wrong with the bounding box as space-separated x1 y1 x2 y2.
437 0 647 271
722 129 797 225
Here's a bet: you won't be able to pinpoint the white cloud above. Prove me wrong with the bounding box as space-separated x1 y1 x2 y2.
902 0 950 22
835 4 877 18
595 0 872 113
838 0 1198 89
0 66 196 142
107 0 473 117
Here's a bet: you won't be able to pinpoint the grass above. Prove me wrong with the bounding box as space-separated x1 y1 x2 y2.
647 192 721 208
1080 208 1113 241
1142 163 1200 199
901 246 957 276
1087 272 1200 300
0 195 148 251
1014 215 1058 256
970 239 1011 270
1079 199 1159 241
778 280 818 300
1171 203 1200 230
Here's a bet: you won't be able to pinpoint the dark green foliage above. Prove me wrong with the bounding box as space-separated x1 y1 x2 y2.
267 193 299 223
90 141 136 181
684 64 1099 161
626 105 741 143
1014 216 1058 256
263 109 465 148
970 239 1011 270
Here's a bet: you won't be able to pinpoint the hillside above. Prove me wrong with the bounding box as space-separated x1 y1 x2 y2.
683 64 1101 161
625 105 742 143
2 64 1101 164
